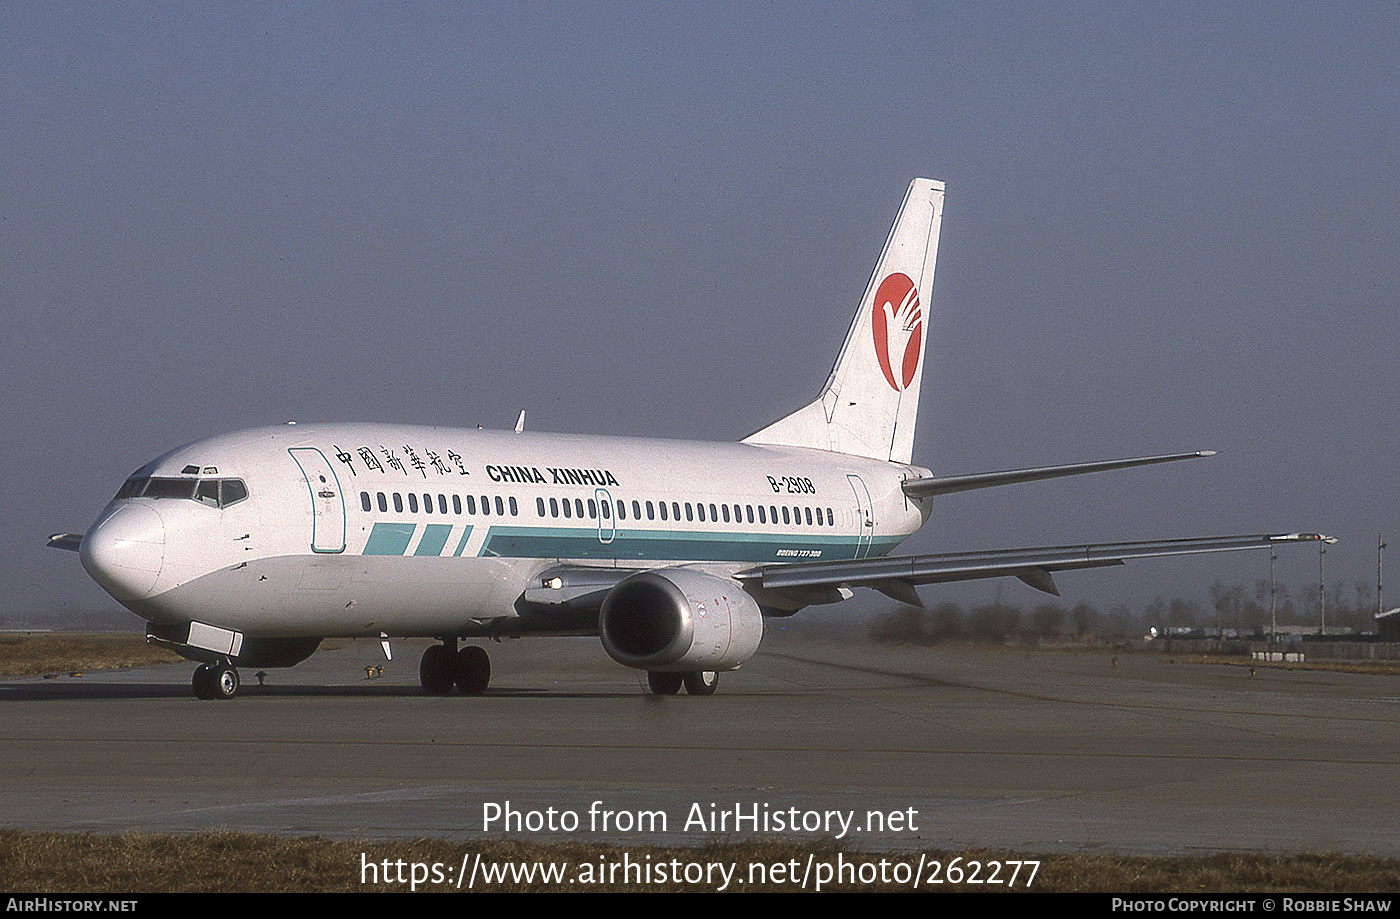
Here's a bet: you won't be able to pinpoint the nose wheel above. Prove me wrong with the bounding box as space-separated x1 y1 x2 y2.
192 661 240 700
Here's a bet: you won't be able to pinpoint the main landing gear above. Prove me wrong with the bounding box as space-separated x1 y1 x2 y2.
646 670 719 696
420 641 491 695
192 659 240 700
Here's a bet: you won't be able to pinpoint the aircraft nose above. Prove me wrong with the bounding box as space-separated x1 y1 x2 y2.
81 504 166 601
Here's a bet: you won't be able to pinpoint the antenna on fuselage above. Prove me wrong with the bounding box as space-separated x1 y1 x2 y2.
514 410 526 434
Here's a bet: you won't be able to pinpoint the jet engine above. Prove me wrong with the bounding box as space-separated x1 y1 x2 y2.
598 569 763 672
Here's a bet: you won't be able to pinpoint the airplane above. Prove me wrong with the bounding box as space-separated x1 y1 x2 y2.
47 178 1326 699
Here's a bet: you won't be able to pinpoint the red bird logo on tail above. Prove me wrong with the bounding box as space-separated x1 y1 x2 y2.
871 272 922 392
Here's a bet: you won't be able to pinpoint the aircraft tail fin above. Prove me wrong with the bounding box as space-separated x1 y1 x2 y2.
742 178 945 465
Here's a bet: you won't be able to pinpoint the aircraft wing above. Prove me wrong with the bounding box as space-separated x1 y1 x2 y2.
734 533 1329 606
901 451 1215 498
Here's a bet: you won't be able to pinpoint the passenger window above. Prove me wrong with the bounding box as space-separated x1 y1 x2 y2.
562 498 572 518
360 491 371 512
496 496 505 515
587 499 597 519
633 500 642 519
805 507 813 526
721 505 730 523
671 502 680 521
758 505 766 524
616 500 625 520
423 493 432 514
453 495 461 514
481 495 490 515
509 496 517 516
574 498 584 518
601 500 611 520
537 497 546 516
466 495 477 515
393 493 404 513
709 503 718 522
769 505 778 524
827 508 834 526
814 507 823 526
378 492 388 512
550 497 559 517
746 505 754 524
659 502 668 521
408 494 419 513
782 507 790 525
439 495 448 514
689 503 698 522
646 501 655 520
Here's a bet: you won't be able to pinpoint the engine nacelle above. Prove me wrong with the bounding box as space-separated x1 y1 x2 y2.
599 569 764 672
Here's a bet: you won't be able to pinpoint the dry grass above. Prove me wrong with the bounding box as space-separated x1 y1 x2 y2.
1191 656 1400 677
2 831 1398 892
0 633 181 677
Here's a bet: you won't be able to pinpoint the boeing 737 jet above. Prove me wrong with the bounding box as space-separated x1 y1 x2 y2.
49 179 1324 699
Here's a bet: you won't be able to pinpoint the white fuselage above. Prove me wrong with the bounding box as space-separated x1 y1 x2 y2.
81 423 932 640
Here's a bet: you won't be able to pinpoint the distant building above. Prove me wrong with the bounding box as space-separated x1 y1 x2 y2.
1378 608 1400 641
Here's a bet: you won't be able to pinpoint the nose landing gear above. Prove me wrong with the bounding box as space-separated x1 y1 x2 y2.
192 660 240 700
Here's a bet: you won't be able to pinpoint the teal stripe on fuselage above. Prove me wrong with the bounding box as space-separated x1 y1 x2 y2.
363 522 416 556
452 526 474 557
479 525 898 563
414 524 454 557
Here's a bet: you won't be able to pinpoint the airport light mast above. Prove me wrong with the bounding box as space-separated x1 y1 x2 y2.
1379 533 1386 625
1270 548 1277 649
1319 539 1327 636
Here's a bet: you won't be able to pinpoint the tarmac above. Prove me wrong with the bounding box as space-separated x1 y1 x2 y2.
2 629 1397 856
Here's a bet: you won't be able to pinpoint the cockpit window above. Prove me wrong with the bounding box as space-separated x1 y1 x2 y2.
115 476 249 508
115 475 147 499
196 479 220 507
220 479 248 507
143 478 197 499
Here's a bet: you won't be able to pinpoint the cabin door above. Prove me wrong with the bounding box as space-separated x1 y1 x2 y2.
847 474 875 559
289 447 346 554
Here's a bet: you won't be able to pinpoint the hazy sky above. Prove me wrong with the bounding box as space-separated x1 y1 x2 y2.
3 3 1397 623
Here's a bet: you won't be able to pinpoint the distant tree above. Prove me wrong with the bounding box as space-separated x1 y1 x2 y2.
1167 597 1203 629
929 602 964 641
1209 581 1246 631
1105 603 1135 638
1070 602 1099 636
1353 581 1374 629
869 606 928 644
1031 603 1067 638
969 603 1021 642
1144 596 1167 633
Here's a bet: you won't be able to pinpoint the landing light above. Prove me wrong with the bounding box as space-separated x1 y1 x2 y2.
547 577 564 590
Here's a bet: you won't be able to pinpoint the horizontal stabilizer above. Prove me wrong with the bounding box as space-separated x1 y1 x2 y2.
901 451 1216 499
47 533 83 552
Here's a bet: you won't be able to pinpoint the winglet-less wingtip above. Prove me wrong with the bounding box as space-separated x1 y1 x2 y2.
1272 533 1335 544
